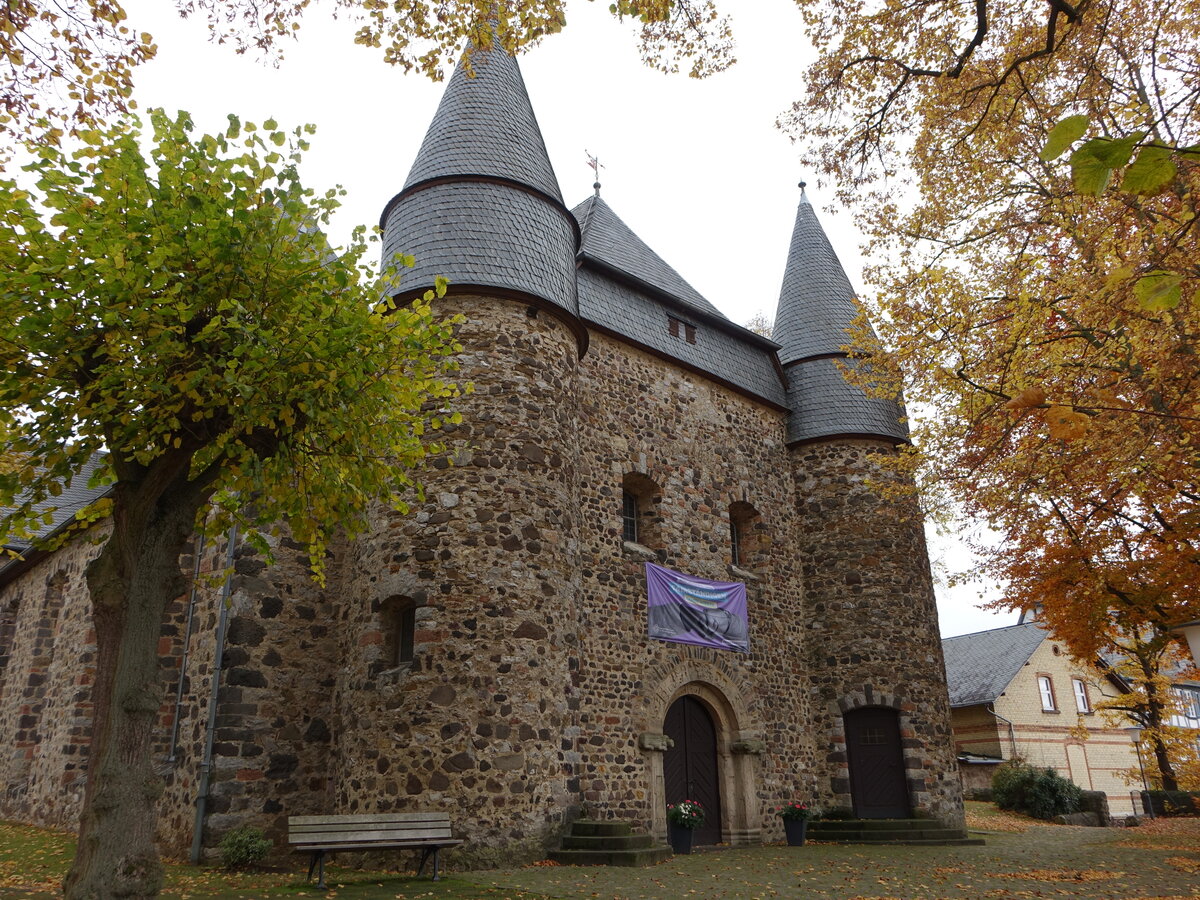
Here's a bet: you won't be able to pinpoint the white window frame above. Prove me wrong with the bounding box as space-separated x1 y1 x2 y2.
1072 678 1090 713
1038 675 1057 711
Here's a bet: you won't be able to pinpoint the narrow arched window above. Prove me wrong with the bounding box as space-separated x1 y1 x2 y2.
622 490 639 544
621 472 661 549
729 501 764 571
381 595 417 666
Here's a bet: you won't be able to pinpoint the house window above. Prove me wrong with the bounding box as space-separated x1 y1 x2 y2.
667 316 697 345
1038 675 1057 711
381 596 417 666
1072 678 1090 713
622 491 639 544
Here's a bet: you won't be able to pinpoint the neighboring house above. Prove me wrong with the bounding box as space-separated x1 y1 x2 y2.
0 35 964 863
942 622 1142 815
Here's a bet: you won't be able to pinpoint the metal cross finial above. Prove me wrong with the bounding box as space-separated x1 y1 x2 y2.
586 150 604 196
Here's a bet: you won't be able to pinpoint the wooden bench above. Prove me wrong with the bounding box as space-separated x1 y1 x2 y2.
288 812 462 888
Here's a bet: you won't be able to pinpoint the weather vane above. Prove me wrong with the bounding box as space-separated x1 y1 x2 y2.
586 150 605 196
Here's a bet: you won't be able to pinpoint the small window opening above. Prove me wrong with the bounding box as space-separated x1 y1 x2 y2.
621 472 661 549
622 491 639 544
667 316 697 345
730 519 742 567
729 501 764 570
382 596 417 667
684 323 696 344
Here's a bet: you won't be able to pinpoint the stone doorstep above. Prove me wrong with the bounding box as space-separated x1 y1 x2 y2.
561 833 656 851
810 837 987 847
568 819 634 837
807 818 983 846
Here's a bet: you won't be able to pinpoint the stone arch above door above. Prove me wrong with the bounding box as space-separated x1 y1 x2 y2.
827 687 936 818
639 658 762 846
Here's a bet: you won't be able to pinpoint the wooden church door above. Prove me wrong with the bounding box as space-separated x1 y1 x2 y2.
844 706 911 818
663 695 722 845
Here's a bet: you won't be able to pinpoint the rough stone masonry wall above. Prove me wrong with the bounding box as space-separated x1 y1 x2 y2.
793 438 964 826
157 528 339 859
571 333 817 845
0 520 336 862
331 295 583 867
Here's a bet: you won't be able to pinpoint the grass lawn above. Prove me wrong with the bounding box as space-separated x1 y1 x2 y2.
3 804 1198 899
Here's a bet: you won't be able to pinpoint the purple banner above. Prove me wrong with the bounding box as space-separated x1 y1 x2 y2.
646 562 749 653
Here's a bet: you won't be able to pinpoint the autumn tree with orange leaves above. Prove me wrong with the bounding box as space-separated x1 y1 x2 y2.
775 0 1200 789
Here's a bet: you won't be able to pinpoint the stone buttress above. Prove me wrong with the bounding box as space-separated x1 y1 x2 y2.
775 188 964 826
327 37 586 864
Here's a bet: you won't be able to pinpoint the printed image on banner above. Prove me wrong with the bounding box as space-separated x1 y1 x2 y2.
646 562 749 652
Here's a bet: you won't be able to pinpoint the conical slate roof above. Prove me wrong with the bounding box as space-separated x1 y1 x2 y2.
380 40 578 320
402 45 562 201
773 188 907 444
573 195 726 320
772 189 866 366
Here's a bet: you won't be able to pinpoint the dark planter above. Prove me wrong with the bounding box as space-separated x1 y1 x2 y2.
668 823 694 855
783 818 808 846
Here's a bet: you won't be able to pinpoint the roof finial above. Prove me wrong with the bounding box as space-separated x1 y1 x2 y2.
586 150 604 196
798 180 810 204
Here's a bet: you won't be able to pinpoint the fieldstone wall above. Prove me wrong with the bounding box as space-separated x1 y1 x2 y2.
0 522 338 861
330 295 583 866
571 333 816 845
793 438 964 826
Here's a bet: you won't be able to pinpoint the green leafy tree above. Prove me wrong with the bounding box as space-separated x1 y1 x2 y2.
0 109 463 899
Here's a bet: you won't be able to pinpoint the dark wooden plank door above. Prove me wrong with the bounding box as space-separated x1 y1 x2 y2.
845 706 910 818
663 695 722 845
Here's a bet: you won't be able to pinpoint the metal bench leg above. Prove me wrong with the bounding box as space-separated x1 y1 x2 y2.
416 847 433 878
316 850 328 890
432 848 441 882
307 850 320 882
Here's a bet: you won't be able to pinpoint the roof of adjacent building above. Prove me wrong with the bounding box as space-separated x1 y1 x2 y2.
0 454 111 584
941 622 1049 708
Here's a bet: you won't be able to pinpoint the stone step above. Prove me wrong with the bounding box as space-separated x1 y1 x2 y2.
807 819 981 845
561 833 655 851
547 846 674 867
567 819 634 837
811 836 987 847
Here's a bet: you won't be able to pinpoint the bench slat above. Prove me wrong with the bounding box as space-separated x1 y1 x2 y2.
291 840 463 853
290 822 452 835
293 829 451 843
289 813 449 827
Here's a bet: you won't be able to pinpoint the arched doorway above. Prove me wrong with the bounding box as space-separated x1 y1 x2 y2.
663 695 722 845
844 706 910 818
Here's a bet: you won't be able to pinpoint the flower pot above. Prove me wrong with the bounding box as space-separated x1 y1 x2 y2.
783 818 808 846
668 822 694 855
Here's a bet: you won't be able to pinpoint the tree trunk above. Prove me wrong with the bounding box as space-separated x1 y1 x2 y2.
64 476 198 900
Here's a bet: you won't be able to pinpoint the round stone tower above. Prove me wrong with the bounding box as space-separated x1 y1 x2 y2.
330 38 586 863
773 187 964 826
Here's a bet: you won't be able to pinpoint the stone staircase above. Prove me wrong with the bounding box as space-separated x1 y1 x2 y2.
806 818 985 846
548 819 673 866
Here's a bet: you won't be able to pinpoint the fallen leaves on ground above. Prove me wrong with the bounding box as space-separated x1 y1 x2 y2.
992 868 1126 882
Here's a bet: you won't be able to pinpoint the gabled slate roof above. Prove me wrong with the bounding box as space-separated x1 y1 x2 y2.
573 196 726 321
1 453 111 585
772 190 869 367
380 41 578 319
401 42 562 201
941 622 1049 708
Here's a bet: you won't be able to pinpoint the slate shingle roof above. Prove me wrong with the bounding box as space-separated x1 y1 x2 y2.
573 196 726 321
941 622 1048 708
576 267 787 407
381 42 578 316
384 181 578 315
772 191 871 367
784 357 907 444
401 44 562 201
773 190 908 444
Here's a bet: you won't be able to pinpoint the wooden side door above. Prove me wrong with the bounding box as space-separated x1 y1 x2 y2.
845 706 910 818
663 695 722 845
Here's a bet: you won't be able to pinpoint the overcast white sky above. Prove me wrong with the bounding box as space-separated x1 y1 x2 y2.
121 0 1016 637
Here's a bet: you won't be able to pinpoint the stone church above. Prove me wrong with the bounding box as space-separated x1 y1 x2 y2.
0 40 964 863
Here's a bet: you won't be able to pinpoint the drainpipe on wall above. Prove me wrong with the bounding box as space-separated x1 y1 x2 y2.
190 524 238 864
168 531 205 764
988 704 1018 760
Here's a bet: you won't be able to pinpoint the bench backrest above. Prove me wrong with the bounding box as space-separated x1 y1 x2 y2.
289 812 454 846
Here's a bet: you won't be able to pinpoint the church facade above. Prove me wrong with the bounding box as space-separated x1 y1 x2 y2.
0 42 964 863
